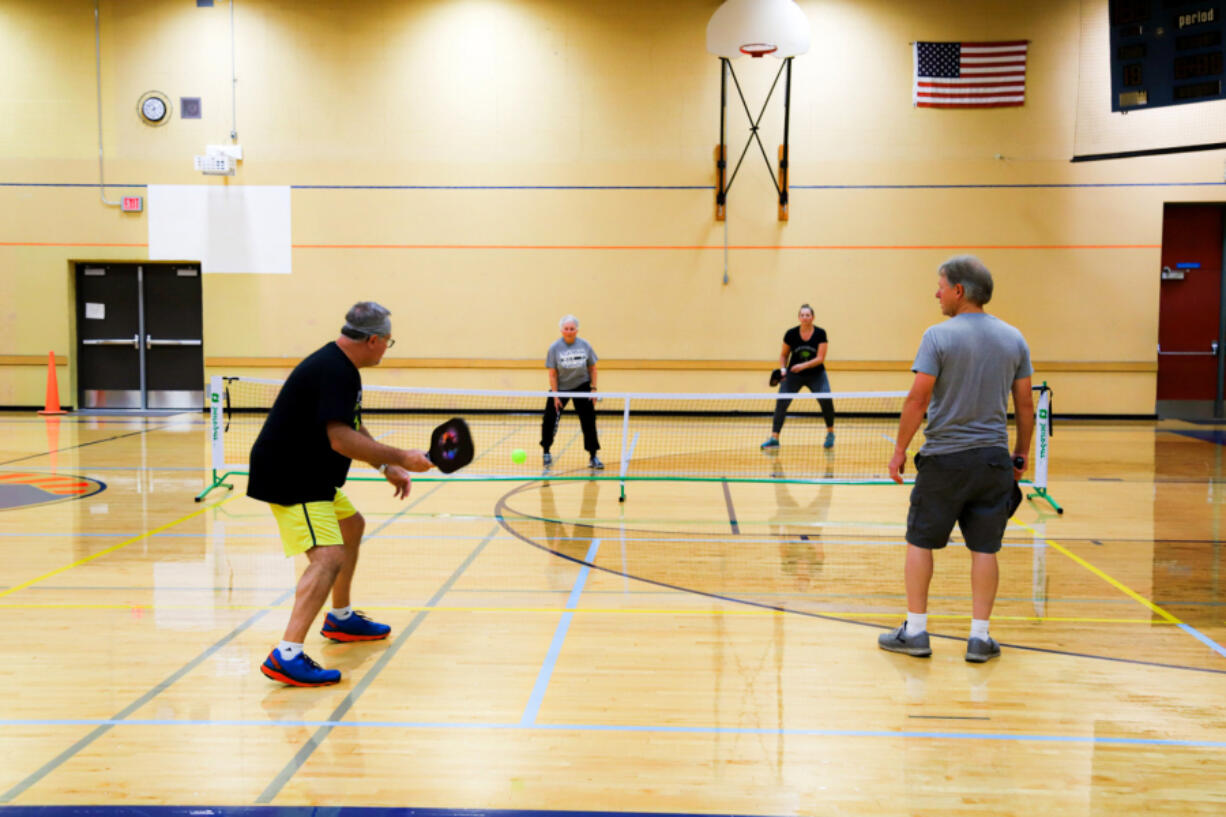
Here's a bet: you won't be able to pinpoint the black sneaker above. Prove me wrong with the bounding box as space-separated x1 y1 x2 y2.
965 636 1001 663
589 455 604 470
543 452 552 467
877 623 932 657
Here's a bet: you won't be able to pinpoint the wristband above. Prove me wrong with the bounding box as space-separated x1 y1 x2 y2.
377 463 388 475
1011 455 1026 470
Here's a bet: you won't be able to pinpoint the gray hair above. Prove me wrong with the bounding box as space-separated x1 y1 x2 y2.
559 314 579 330
939 255 993 306
341 301 392 338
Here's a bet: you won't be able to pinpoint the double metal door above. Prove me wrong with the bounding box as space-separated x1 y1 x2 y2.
76 263 204 410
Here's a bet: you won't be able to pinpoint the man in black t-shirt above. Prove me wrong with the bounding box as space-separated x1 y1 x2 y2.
761 304 836 450
251 302 433 687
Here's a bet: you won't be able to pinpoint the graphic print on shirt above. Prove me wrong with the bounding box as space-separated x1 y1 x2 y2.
556 348 590 372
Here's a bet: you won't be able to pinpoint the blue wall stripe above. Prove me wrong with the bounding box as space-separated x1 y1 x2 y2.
4 181 1224 191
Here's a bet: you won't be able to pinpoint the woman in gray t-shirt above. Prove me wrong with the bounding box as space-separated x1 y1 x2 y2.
540 314 602 470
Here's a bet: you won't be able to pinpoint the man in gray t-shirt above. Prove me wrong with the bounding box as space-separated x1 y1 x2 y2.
540 314 602 469
878 255 1034 665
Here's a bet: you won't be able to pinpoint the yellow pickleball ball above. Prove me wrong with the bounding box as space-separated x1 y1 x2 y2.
511 448 527 465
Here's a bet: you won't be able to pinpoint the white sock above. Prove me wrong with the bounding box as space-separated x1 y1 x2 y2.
969 618 990 640
277 640 303 660
331 605 354 620
904 612 928 636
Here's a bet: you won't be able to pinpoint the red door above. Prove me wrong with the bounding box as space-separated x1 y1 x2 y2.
1158 205 1222 409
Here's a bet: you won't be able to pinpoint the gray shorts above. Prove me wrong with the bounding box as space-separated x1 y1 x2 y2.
906 446 1013 554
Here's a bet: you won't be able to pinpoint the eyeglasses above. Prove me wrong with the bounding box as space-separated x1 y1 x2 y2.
382 336 396 348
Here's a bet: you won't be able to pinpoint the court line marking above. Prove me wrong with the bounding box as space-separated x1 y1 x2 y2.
0 429 517 798
256 524 500 804
11 584 1203 608
521 538 601 726
0 495 240 599
0 718 1221 749
0 602 1176 626
1015 521 1226 661
721 480 740 535
1014 528 1177 619
495 483 1226 676
0 426 158 467
0 586 296 803
1178 623 1226 658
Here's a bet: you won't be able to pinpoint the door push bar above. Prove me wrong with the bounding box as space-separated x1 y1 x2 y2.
1156 340 1219 356
82 334 140 348
145 335 203 349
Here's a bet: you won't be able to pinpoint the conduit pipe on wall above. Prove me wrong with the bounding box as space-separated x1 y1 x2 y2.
95 0 120 207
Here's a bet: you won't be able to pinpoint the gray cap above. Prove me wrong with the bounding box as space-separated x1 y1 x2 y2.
343 301 391 338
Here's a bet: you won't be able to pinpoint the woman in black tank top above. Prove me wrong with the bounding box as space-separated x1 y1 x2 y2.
761 304 835 449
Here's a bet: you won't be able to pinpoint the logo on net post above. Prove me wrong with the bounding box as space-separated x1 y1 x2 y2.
210 391 220 441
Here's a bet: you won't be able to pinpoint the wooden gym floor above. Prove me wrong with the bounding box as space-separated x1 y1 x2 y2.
0 411 1222 816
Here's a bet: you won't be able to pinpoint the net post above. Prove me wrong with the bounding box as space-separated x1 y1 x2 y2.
209 375 225 474
1027 382 1063 514
618 397 631 502
195 376 231 501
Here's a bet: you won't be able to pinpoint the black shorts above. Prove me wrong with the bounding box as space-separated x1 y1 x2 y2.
906 446 1013 554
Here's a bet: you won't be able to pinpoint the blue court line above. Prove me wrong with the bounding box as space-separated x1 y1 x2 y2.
0 435 513 802
0 587 295 803
521 538 601 726
1178 623 1226 658
10 583 1196 606
1 583 1198 608
255 525 499 803
0 529 1093 550
495 486 1226 676
0 807 787 817
1161 428 1226 446
0 717 1221 749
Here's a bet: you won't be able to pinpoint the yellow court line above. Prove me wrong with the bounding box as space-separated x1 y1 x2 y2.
0 601 1176 625
0 495 239 599
1014 520 1182 624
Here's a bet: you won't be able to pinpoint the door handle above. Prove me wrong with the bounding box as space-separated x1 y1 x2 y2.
145 335 203 349
1156 340 1220 356
82 334 140 348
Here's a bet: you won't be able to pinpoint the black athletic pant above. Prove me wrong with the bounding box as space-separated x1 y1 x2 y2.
772 369 835 434
541 380 601 454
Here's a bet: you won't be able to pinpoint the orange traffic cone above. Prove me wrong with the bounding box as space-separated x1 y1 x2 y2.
37 351 68 415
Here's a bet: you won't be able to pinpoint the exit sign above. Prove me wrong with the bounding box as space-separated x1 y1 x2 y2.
121 196 143 212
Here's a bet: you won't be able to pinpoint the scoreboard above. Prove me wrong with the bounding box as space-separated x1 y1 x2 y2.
1110 0 1226 111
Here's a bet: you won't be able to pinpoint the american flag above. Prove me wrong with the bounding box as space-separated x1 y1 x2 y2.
913 41 1028 108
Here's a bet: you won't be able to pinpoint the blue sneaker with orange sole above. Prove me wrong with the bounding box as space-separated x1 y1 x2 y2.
321 610 391 642
260 649 341 687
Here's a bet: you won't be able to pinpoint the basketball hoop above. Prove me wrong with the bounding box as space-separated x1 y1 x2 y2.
739 43 777 58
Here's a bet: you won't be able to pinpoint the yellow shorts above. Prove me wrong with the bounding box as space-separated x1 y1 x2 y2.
268 489 358 557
